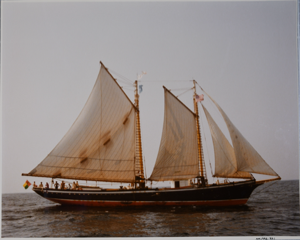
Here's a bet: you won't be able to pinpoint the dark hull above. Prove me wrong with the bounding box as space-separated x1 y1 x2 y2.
33 180 262 207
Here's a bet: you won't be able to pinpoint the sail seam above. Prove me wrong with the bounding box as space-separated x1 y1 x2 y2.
151 164 199 169
210 120 237 170
38 164 134 172
47 156 133 161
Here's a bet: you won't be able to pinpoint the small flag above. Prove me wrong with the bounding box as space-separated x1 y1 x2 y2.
23 180 31 190
139 85 143 94
195 94 204 102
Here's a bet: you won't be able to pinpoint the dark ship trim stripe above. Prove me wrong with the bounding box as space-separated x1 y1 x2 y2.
45 198 249 207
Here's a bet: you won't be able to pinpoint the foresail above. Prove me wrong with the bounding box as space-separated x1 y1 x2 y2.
202 105 251 179
204 91 279 177
149 87 199 181
24 63 136 183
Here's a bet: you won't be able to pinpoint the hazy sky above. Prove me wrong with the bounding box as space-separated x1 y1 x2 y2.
2 0 298 193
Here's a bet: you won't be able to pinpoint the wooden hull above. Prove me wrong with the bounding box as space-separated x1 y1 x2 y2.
33 180 262 207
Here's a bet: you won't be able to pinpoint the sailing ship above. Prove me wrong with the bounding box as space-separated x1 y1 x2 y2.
22 62 280 207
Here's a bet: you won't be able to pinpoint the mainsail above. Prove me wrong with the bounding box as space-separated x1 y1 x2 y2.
149 87 200 181
23 62 138 183
201 89 279 178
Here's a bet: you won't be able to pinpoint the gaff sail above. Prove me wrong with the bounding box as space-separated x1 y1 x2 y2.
149 87 200 181
23 63 138 183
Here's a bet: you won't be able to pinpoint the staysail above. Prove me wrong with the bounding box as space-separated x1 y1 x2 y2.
202 89 279 178
149 87 199 181
202 105 251 179
23 62 138 183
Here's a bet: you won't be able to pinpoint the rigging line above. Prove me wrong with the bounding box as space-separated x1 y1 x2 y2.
151 164 199 169
196 82 227 129
108 68 134 84
196 81 202 89
199 104 214 178
48 155 133 161
139 80 193 83
39 164 135 172
143 156 147 179
170 87 192 91
176 88 193 98
116 78 134 86
121 86 135 91
196 82 207 96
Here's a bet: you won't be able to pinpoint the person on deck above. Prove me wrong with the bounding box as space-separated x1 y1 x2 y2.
45 182 49 189
54 181 59 190
61 181 65 190
33 181 37 188
39 182 43 188
75 181 79 189
72 182 76 190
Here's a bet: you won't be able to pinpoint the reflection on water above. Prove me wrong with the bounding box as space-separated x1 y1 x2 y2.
2 180 300 237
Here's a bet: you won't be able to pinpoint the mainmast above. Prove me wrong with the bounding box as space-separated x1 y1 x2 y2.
193 80 207 186
134 80 145 188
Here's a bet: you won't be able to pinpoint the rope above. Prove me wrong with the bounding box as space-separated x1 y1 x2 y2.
108 68 134 84
170 87 192 91
143 156 147 179
196 83 222 116
176 88 193 98
116 78 134 86
121 86 135 91
139 79 193 83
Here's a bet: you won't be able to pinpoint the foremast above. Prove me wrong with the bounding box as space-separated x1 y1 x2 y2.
193 80 207 186
134 80 145 187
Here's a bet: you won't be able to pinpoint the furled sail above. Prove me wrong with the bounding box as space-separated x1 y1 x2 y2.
149 87 199 181
203 90 279 177
23 63 137 183
202 105 251 179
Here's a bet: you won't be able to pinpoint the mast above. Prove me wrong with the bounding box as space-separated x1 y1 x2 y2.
193 80 207 186
134 80 145 187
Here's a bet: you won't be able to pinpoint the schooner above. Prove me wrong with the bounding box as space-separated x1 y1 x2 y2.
22 62 280 207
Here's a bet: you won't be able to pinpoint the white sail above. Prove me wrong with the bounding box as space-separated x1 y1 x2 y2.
149 87 199 181
25 63 137 182
202 105 251 179
204 90 279 177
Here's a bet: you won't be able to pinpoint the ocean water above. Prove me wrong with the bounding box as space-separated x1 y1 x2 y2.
2 180 299 238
